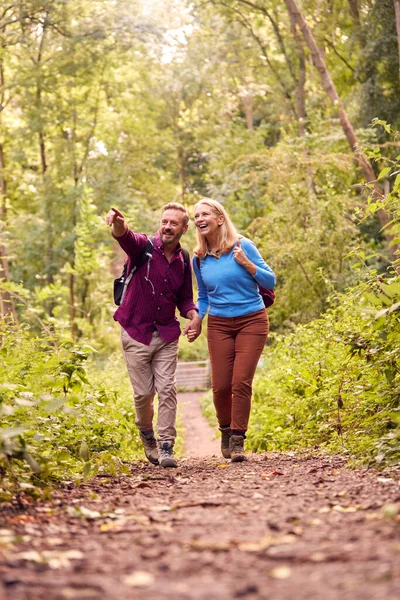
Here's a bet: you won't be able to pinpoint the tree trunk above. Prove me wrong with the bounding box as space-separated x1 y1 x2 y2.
284 0 398 262
289 12 317 201
239 88 254 132
0 142 18 322
394 0 400 78
348 0 360 25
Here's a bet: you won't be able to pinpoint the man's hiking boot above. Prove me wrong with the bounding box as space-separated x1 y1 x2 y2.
140 430 159 465
219 426 231 459
229 435 247 462
159 441 177 468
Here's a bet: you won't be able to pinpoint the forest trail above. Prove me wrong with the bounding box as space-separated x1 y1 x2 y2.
1 392 400 600
179 391 220 458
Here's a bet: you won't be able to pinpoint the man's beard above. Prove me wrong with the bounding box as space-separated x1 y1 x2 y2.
161 230 178 245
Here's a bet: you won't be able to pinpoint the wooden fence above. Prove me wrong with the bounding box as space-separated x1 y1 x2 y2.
176 360 211 391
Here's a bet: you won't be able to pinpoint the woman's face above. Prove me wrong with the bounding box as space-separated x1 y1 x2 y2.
194 203 224 238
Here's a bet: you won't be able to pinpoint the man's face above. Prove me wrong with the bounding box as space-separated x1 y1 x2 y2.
159 209 188 248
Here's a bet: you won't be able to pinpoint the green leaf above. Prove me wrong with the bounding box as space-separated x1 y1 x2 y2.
0 427 27 440
377 167 391 180
79 440 90 461
83 462 92 480
23 452 41 473
44 397 65 412
379 282 400 298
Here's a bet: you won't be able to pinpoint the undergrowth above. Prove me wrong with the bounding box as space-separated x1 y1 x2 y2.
0 324 143 501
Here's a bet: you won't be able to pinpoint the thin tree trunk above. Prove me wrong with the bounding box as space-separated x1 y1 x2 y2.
227 4 298 119
284 0 398 262
178 143 186 204
239 88 254 132
33 16 55 288
289 12 317 202
394 0 400 78
68 79 103 339
348 0 360 25
0 142 18 322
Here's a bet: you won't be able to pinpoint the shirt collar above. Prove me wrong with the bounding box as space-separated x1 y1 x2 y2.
206 244 220 258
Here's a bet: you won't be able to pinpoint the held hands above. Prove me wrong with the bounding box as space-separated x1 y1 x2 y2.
105 207 128 237
183 313 202 343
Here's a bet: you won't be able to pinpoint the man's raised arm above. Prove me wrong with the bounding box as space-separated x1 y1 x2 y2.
105 207 128 238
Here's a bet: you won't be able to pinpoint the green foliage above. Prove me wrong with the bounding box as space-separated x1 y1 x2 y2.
0 322 142 499
1 0 400 490
248 272 400 466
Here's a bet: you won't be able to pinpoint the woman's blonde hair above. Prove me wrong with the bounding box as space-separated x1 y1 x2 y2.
193 198 238 258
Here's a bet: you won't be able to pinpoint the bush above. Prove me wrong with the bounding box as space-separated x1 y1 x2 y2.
248 273 400 466
0 322 143 499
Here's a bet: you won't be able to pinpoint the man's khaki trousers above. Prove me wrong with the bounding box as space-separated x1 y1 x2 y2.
121 328 179 444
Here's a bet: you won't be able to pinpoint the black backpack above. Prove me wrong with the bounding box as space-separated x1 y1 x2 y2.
114 237 190 306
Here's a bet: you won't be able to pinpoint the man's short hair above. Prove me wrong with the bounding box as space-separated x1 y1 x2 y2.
161 202 189 226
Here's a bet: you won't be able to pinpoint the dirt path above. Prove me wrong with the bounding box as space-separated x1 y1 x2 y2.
179 391 220 458
1 393 400 600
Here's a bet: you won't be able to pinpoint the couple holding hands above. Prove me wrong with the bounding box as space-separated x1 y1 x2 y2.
105 198 275 468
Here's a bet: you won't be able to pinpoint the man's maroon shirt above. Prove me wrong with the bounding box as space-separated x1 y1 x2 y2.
113 229 196 346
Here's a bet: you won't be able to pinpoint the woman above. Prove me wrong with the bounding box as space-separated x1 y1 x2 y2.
190 198 276 462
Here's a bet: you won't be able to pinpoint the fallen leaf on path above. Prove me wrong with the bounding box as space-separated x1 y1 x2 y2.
189 540 232 551
66 506 101 519
261 470 284 479
7 515 37 524
332 504 359 513
15 549 84 569
123 571 155 587
61 587 101 599
309 552 327 562
174 500 225 509
238 534 297 553
149 504 172 512
0 530 15 547
382 503 399 518
269 565 292 579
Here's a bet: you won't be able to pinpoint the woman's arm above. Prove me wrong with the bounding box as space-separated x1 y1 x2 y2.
192 256 210 318
233 238 276 289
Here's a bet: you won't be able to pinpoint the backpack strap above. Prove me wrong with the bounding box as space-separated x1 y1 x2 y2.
120 236 154 305
181 248 190 272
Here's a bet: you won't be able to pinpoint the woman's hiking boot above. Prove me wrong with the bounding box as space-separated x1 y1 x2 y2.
229 435 247 462
139 430 159 465
159 441 177 468
219 426 231 459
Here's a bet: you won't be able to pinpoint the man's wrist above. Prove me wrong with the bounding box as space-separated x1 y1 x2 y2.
186 309 199 319
112 225 128 238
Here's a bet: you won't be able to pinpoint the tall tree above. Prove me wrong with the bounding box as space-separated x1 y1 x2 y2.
394 0 400 77
283 0 398 262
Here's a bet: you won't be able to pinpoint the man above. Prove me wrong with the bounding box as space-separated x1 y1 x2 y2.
106 203 201 468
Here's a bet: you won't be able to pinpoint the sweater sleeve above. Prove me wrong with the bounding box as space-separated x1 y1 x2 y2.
241 238 276 290
192 256 210 319
177 255 197 318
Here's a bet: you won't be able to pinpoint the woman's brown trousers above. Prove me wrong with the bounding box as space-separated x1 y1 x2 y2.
207 309 269 432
